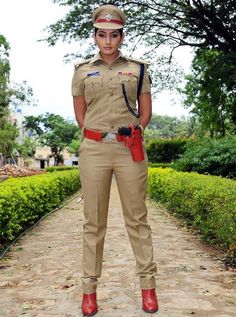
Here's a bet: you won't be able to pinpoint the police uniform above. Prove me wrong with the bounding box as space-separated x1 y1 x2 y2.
72 4 158 315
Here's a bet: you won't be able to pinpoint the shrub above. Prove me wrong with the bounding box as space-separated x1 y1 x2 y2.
0 170 80 244
173 137 236 178
148 168 236 257
146 139 188 163
46 166 77 172
148 162 172 168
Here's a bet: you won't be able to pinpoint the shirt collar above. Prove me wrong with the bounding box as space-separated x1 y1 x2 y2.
89 50 128 64
89 52 102 64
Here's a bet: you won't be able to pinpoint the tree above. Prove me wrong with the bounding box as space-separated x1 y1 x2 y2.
67 130 82 155
46 0 236 54
16 136 37 159
24 113 79 165
183 49 236 137
0 36 36 121
145 114 198 141
0 34 10 125
0 34 37 164
9 81 37 109
0 123 19 163
0 35 19 163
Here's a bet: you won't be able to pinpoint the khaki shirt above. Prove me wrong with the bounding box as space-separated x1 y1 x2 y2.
71 51 151 132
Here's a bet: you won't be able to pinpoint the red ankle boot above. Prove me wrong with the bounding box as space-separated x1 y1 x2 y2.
142 288 159 313
81 293 98 316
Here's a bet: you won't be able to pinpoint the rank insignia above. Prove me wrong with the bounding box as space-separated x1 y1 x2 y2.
117 71 133 76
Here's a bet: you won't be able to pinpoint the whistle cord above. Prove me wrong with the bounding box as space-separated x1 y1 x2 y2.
122 83 140 118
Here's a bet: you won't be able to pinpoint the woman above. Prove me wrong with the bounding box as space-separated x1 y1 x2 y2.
72 4 158 316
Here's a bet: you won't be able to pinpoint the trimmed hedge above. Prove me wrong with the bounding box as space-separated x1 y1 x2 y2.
148 162 172 168
0 169 80 244
46 166 77 172
148 167 236 257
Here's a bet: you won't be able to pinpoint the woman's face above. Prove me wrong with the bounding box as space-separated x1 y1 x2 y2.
94 29 124 56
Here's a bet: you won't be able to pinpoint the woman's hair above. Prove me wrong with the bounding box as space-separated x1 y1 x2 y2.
94 28 123 36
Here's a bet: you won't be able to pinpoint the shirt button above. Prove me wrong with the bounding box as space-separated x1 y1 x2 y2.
111 125 114 129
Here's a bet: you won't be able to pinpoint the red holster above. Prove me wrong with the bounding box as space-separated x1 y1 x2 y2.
116 124 144 162
83 125 144 162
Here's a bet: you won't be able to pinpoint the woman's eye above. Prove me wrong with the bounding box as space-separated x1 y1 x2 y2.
112 34 119 38
98 33 105 38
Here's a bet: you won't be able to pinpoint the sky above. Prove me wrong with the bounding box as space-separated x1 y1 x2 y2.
0 0 193 120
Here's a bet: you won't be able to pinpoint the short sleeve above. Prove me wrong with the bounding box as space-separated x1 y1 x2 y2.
140 65 151 94
71 67 85 96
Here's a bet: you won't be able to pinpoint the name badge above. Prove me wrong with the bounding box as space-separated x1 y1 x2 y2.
87 71 100 77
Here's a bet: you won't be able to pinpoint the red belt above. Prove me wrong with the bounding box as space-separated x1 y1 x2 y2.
83 128 127 142
83 128 103 141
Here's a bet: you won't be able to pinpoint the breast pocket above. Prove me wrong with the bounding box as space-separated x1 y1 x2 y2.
118 75 138 102
84 76 103 101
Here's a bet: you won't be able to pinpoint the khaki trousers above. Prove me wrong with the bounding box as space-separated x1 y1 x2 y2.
79 138 157 294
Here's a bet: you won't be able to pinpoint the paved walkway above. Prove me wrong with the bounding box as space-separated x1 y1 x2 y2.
0 178 235 317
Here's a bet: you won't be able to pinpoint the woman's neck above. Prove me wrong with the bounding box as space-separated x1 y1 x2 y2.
100 51 119 65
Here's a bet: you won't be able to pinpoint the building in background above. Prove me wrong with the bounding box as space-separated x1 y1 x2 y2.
10 108 25 144
28 146 78 169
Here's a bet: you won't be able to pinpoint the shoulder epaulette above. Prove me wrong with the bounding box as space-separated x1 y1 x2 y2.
74 59 91 69
126 56 150 65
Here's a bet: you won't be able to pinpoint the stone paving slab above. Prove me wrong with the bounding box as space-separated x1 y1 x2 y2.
0 178 235 317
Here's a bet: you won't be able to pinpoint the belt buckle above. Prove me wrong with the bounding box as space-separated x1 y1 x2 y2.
102 132 117 142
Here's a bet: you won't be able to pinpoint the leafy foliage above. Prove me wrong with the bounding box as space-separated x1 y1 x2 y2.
148 167 236 260
0 35 19 163
48 0 236 53
67 130 82 155
0 36 36 124
16 136 37 159
173 137 236 178
46 165 77 172
24 113 79 165
183 49 236 136
145 114 201 141
9 81 37 109
0 123 19 162
0 34 37 164
0 34 10 124
146 139 187 163
148 162 172 168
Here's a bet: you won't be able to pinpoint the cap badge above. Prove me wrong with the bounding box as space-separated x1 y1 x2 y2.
105 13 112 21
